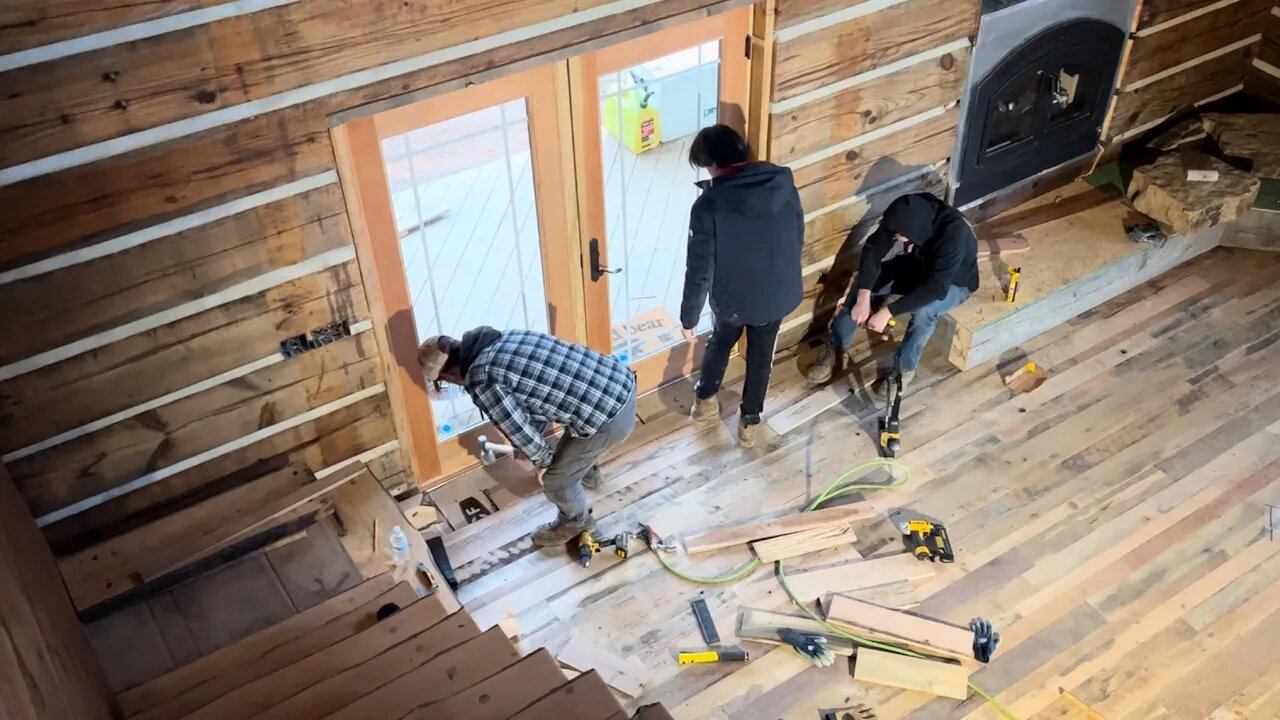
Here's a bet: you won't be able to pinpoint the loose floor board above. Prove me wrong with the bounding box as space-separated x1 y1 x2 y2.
852 648 968 700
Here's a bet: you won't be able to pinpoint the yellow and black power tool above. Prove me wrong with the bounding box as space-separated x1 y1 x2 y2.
878 367 904 458
576 530 636 568
901 519 954 563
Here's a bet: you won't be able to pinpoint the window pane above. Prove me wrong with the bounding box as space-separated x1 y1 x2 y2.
381 98 547 440
599 42 721 364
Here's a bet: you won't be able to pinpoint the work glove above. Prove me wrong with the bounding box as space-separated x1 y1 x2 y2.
778 629 836 668
969 617 1001 663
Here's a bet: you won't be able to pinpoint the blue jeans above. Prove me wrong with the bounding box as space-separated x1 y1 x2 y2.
830 278 971 373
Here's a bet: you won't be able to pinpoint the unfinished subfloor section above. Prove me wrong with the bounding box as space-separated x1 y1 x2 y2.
445 246 1280 719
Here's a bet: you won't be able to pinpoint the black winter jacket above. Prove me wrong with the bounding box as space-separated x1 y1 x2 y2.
679 162 804 329
855 193 980 315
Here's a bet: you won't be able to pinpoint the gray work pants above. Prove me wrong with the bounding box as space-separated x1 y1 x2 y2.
541 386 637 523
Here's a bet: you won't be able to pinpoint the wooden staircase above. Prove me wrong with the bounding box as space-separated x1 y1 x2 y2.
114 571 674 720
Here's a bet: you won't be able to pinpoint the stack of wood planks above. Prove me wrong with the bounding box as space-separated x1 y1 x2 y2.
113 570 674 720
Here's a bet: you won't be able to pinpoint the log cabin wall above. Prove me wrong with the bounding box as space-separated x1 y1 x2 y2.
0 0 753 556
1107 0 1279 144
0 464 115 720
764 0 981 350
1248 0 1280 102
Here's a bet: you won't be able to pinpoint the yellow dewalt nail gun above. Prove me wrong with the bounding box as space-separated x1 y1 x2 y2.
900 519 954 563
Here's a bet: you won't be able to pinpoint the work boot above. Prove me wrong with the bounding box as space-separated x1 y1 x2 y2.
582 465 602 490
805 346 838 385
739 418 759 449
691 394 720 423
531 512 596 548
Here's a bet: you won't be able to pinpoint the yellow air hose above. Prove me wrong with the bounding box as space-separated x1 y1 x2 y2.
647 458 1021 720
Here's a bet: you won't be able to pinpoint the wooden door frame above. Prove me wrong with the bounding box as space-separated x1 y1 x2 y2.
568 8 753 391
332 64 580 488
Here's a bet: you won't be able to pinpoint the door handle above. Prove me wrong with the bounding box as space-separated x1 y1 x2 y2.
589 238 621 282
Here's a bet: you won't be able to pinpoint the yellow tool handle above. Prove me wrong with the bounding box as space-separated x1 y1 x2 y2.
678 651 722 664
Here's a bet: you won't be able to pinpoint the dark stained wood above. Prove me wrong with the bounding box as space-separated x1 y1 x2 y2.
132 581 420 720
0 465 114 720
1123 0 1272 86
56 463 313 614
0 110 334 273
772 0 977 103
801 167 947 268
507 671 625 720
1138 0 1231 30
252 611 481 720
40 393 395 555
405 648 569 720
792 106 959 213
1260 8 1280 68
770 46 969 164
116 573 398 717
0 0 622 169
0 183 350 367
0 0 749 271
0 262 367 455
322 625 521 720
10 338 381 519
0 0 215 55
1108 46 1250 139
182 595 452 720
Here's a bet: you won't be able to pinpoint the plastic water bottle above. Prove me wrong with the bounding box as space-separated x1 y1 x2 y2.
388 525 410 567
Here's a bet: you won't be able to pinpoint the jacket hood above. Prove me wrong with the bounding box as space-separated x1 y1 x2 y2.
456 326 502 375
879 194 941 247
697 162 797 214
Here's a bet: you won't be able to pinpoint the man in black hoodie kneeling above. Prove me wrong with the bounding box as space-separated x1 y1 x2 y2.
806 193 979 391
679 125 804 449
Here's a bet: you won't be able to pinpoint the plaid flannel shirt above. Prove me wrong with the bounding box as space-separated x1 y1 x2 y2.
464 330 635 468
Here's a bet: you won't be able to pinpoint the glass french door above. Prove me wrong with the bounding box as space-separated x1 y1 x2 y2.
337 9 752 485
335 65 581 481
572 10 751 394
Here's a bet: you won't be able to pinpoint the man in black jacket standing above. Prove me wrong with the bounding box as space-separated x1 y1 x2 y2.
680 125 804 448
806 193 979 390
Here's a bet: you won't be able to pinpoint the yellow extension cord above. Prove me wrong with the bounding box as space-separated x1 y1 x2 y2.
647 459 1021 720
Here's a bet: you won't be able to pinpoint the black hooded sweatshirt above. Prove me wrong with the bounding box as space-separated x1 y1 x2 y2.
680 162 804 329
855 193 979 315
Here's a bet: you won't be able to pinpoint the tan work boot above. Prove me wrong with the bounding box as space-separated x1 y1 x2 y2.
690 394 720 423
738 419 759 448
531 512 596 547
805 346 838 385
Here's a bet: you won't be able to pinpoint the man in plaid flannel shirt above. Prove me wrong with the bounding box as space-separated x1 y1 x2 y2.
420 327 637 546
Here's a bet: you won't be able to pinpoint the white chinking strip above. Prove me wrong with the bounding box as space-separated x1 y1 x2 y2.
804 162 946 223
1112 83 1246 142
774 0 906 44
1256 58 1280 81
0 245 356 382
1122 34 1262 91
771 38 971 114
315 440 400 479
36 383 388 526
786 103 953 172
1134 0 1244 36
0 0 301 73
0 171 337 286
1 319 374 463
0 0 664 187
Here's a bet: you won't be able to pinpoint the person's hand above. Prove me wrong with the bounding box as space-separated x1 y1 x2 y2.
867 307 893 335
851 299 872 327
680 327 696 341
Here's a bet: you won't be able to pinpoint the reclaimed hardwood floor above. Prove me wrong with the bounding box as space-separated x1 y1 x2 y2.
442 246 1280 719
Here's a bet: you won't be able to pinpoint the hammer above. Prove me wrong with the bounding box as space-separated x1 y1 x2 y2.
477 435 514 466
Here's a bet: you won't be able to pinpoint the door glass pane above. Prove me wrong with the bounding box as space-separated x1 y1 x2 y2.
381 98 547 441
986 70 1040 153
599 41 720 364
